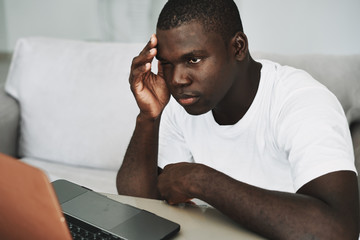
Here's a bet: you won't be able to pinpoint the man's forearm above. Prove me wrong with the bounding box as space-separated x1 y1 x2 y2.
116 114 161 199
188 165 359 240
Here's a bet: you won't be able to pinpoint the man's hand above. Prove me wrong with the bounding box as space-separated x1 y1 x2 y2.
129 34 170 120
157 163 204 205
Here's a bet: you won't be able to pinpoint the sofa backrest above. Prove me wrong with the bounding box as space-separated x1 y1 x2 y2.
5 37 144 170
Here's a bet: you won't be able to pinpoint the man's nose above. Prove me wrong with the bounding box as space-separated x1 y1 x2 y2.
171 65 192 87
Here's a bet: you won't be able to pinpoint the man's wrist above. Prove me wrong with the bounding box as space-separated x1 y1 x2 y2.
137 112 162 124
187 164 216 199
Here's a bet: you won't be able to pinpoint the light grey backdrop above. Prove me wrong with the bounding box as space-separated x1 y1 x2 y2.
0 0 359 54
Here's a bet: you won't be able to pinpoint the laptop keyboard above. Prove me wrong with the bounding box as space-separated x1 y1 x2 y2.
65 213 125 240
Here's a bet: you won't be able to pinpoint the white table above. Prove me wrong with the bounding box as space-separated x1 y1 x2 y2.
104 194 265 240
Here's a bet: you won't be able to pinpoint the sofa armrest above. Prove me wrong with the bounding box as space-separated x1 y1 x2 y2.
0 83 20 157
351 122 360 203
351 122 360 171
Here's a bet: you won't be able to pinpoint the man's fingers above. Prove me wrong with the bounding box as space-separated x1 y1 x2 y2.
134 62 151 77
139 34 157 56
129 35 158 84
129 50 156 84
131 48 156 72
133 34 157 68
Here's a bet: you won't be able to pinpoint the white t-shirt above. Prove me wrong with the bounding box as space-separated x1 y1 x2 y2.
158 60 356 192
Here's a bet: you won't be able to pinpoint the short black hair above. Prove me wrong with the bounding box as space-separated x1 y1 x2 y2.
156 0 243 42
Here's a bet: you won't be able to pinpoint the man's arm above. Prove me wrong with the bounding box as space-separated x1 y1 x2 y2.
116 34 169 198
158 163 359 239
116 116 161 199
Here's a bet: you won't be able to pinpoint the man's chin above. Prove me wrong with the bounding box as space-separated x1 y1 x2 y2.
183 106 211 116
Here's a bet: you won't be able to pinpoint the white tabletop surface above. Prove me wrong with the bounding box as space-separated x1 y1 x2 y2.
104 193 265 240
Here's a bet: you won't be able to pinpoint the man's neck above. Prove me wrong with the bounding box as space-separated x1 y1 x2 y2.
212 58 262 126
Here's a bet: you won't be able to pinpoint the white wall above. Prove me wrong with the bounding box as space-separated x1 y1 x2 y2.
1 0 101 52
97 0 166 42
0 0 7 52
1 0 359 55
239 0 360 54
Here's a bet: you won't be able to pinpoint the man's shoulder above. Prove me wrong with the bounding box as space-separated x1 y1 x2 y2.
258 59 334 109
260 59 326 92
257 59 344 125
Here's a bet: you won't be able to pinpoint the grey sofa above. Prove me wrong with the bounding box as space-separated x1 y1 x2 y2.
0 81 19 157
0 37 359 195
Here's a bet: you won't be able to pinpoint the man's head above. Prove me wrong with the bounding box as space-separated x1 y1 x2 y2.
157 0 243 43
155 0 254 119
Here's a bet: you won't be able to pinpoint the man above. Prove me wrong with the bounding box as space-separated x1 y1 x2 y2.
116 0 359 239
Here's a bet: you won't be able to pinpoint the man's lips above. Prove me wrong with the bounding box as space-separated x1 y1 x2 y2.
177 95 200 106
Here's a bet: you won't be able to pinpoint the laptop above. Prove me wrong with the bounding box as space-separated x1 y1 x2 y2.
0 153 180 240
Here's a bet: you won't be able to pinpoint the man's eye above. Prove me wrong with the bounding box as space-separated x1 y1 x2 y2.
189 58 201 64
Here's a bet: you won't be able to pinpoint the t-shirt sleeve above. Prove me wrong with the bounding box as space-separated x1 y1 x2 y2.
158 98 193 169
276 85 357 191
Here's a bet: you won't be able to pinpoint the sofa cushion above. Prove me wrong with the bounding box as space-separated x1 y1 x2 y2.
5 37 144 170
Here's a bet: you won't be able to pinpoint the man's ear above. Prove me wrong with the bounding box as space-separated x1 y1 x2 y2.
231 32 248 61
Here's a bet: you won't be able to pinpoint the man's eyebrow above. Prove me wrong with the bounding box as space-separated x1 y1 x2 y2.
156 50 208 63
181 50 207 59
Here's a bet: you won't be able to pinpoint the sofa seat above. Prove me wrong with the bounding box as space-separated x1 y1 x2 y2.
21 157 118 194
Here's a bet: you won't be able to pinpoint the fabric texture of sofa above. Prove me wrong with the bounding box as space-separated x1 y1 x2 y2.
0 37 359 195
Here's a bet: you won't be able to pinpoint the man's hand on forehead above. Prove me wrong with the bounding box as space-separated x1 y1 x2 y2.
128 34 169 120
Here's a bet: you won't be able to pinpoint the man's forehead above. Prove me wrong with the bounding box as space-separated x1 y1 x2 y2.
156 22 222 60
156 22 205 43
